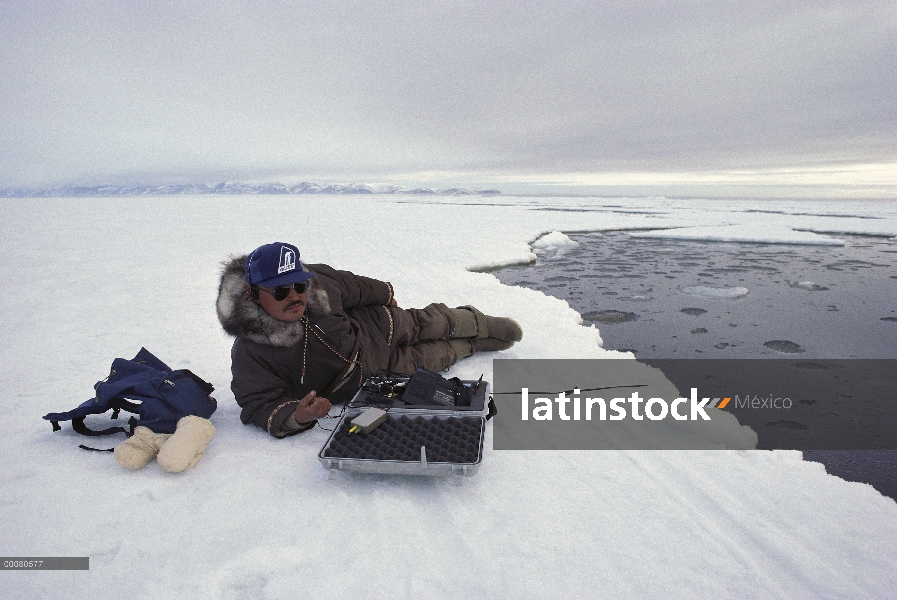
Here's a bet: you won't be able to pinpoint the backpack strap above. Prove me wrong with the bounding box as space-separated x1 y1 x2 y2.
109 398 142 416
174 370 215 395
78 444 115 452
72 415 139 452
70 417 128 437
70 414 138 437
52 398 141 436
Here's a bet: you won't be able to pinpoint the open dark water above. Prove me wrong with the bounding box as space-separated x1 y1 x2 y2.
492 231 897 501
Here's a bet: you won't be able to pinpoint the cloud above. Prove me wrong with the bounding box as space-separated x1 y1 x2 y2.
1 0 895 191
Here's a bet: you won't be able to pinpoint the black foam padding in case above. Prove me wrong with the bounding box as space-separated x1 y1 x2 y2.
322 414 483 464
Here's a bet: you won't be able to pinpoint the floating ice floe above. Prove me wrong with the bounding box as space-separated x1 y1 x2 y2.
681 285 749 298
788 281 830 291
619 295 652 302
531 231 579 254
764 340 806 353
581 309 639 324
630 225 845 246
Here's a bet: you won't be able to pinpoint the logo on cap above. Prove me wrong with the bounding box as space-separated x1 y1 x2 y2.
278 246 296 274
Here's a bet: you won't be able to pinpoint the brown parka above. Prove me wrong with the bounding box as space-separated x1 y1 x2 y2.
216 257 458 437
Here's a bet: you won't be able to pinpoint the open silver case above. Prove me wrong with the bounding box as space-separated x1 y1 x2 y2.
318 378 490 478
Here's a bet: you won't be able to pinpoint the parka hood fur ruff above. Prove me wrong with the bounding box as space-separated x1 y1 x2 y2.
216 256 331 347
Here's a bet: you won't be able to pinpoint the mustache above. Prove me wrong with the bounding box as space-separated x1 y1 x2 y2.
285 299 305 310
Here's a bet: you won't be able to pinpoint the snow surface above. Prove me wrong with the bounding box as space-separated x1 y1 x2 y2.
2 195 896 599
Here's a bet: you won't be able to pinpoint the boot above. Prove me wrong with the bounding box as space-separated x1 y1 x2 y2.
449 306 523 342
157 416 216 473
114 426 172 470
450 337 517 360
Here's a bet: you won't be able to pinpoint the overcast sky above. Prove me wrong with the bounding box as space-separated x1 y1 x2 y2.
1 1 895 196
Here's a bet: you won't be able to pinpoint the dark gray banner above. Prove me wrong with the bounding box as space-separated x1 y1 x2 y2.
492 359 897 450
1 557 89 570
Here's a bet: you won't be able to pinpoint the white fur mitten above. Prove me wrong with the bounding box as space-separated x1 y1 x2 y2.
114 426 173 470
156 416 216 473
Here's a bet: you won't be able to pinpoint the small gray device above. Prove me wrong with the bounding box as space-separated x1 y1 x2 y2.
350 407 388 434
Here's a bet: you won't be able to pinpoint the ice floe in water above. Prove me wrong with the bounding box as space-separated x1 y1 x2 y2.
789 281 830 291
681 285 749 298
619 295 653 302
764 340 806 353
532 231 578 255
630 224 845 245
581 310 639 324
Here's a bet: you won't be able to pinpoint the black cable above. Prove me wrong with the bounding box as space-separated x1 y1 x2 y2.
492 384 648 395
314 400 349 432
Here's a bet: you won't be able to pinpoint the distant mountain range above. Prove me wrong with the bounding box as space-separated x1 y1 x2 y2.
0 182 501 198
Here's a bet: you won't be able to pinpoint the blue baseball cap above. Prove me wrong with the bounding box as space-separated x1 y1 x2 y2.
244 242 316 287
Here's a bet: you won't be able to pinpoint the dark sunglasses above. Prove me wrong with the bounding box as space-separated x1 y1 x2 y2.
257 281 309 301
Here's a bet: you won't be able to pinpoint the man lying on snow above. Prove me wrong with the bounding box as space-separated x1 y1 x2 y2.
216 242 522 438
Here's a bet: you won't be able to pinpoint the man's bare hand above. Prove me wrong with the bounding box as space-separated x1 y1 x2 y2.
294 391 331 423
388 298 398 307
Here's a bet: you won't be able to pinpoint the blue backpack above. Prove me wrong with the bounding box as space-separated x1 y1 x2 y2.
44 348 217 442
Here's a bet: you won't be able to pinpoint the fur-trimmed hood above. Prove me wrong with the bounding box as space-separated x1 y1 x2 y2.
216 256 331 347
